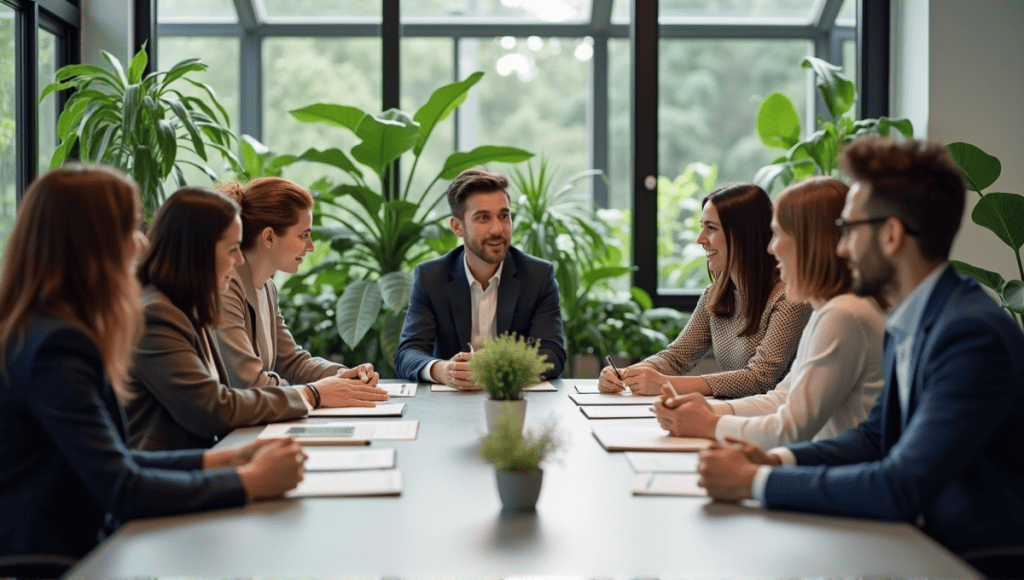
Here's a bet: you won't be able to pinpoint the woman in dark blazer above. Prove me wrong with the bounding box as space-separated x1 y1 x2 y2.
0 165 305 568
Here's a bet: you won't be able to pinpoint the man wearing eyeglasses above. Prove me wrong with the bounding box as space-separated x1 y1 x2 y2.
696 135 1024 570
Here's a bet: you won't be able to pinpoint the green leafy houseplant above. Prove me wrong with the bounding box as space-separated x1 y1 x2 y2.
754 56 914 193
478 409 562 474
947 142 1024 326
285 72 533 370
41 43 238 217
470 334 553 401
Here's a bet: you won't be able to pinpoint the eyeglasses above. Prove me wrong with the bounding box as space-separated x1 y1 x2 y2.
835 216 920 238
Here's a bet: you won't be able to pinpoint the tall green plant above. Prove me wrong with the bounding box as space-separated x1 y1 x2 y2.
947 142 1024 327
285 72 533 366
41 43 238 216
754 56 913 192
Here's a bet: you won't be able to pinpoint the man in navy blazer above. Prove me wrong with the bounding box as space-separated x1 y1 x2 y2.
394 168 565 387
696 136 1024 557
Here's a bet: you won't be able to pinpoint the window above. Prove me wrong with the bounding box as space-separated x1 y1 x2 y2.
37 28 57 174
0 5 15 263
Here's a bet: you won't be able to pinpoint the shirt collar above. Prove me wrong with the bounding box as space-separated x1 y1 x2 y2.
463 248 504 290
886 262 949 340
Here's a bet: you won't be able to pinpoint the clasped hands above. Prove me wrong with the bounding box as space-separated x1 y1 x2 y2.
432 351 478 391
303 363 389 408
204 437 306 500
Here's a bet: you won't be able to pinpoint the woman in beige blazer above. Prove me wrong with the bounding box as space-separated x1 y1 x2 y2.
216 178 382 394
124 187 387 451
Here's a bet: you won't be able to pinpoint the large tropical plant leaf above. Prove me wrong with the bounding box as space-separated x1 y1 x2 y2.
379 271 414 312
1003 280 1024 315
290 103 367 133
413 71 483 156
438 146 534 180
951 260 1007 293
351 109 420 176
971 192 1024 250
336 280 383 348
297 147 362 178
756 92 801 149
802 56 855 119
948 142 1001 193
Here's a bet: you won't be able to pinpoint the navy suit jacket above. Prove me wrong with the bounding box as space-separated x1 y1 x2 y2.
394 246 566 382
0 314 245 559
764 266 1024 553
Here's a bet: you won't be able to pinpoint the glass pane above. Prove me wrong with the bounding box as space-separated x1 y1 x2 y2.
404 0 591 22
262 0 381 19
38 30 58 175
836 0 856 26
263 38 381 184
613 0 824 22
158 0 237 20
0 6 16 266
843 39 857 103
158 37 240 185
657 39 812 294
464 36 589 189
608 38 631 263
401 38 454 214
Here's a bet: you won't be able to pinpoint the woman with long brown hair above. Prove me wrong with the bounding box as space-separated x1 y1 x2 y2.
215 177 381 395
0 166 304 569
653 177 886 447
599 183 811 398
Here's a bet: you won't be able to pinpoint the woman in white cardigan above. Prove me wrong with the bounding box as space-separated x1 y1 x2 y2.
216 178 387 407
653 176 886 449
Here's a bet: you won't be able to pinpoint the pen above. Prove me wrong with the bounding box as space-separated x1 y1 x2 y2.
467 342 474 354
666 382 683 407
604 355 623 380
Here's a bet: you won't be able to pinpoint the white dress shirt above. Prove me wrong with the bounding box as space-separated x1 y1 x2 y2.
421 251 504 383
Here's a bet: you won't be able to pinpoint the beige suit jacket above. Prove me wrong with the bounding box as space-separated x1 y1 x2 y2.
216 262 345 390
124 285 307 451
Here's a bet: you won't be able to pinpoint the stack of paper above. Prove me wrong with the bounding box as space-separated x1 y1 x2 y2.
580 405 656 419
308 403 407 418
259 420 419 443
625 451 699 473
632 473 706 497
287 469 403 498
383 383 418 397
304 448 396 471
570 393 661 406
591 425 711 452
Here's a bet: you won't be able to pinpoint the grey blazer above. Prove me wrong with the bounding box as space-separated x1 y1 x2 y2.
124 285 307 451
216 261 344 390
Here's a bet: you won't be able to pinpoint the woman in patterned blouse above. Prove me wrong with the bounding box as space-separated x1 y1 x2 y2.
599 183 811 398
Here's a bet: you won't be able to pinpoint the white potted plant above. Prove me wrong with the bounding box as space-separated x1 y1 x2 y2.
478 408 563 511
470 333 552 433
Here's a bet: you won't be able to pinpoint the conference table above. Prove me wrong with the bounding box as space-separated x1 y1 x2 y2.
68 379 980 578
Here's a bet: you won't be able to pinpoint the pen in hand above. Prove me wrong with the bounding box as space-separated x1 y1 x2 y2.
605 355 626 390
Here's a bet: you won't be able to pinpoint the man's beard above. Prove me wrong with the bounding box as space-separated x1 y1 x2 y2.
466 236 508 265
851 237 896 297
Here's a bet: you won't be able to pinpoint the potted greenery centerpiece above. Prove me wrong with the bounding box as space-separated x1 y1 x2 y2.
478 408 562 511
470 333 552 433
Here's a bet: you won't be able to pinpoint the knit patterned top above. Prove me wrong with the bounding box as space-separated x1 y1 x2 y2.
642 281 811 398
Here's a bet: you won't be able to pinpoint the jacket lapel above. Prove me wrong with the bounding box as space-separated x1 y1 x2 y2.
447 247 472 351
881 330 903 450
905 265 959 421
496 250 519 334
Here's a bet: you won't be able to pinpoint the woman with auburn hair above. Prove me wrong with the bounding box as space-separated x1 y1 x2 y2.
600 183 811 398
0 166 304 568
653 176 886 448
216 177 381 394
124 186 387 452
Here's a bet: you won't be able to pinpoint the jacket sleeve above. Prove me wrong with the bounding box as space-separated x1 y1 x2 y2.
702 294 810 397
22 327 245 520
394 264 439 381
132 299 307 438
764 315 1020 520
528 262 566 379
267 279 346 383
643 286 713 374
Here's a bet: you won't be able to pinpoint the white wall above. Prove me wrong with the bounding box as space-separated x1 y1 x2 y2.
80 0 133 66
894 0 1024 283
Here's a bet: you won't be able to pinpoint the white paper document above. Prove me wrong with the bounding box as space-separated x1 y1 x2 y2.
258 422 375 445
367 420 419 440
431 380 557 392
580 405 656 419
574 383 602 393
570 393 662 406
626 451 700 473
308 403 407 418
632 473 707 497
383 383 418 397
286 469 403 498
592 425 711 452
304 448 396 472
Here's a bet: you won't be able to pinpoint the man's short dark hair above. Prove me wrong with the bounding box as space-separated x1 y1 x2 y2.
839 135 967 261
447 168 510 219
